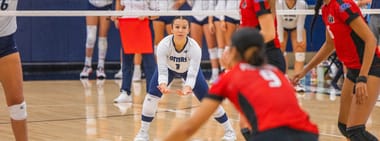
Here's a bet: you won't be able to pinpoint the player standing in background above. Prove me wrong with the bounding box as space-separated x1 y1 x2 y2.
239 0 286 74
0 0 28 140
190 0 220 84
112 0 157 103
163 27 319 141
367 0 380 102
213 0 240 71
80 0 113 79
134 16 236 141
276 0 308 91
293 0 380 140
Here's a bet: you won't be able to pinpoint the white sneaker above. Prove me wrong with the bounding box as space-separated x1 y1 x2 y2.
295 84 306 92
221 129 237 141
114 69 122 79
113 91 132 103
80 66 93 78
113 103 132 115
134 129 149 141
96 67 106 79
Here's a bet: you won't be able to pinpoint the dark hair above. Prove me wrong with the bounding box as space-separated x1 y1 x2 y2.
310 0 323 44
231 28 266 66
171 16 190 26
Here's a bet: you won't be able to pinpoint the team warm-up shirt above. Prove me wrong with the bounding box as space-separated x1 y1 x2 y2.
156 35 202 88
192 0 215 21
158 0 177 11
0 0 17 37
276 0 307 42
322 0 378 69
89 0 113 7
121 0 159 18
214 0 240 20
207 62 319 134
239 0 281 48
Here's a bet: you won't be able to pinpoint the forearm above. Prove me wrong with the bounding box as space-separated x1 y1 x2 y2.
359 39 377 76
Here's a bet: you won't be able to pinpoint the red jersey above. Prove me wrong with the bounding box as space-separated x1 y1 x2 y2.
322 0 380 69
207 62 318 135
239 0 281 48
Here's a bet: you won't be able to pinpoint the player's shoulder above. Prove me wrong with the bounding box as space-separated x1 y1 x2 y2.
297 0 308 7
187 37 201 48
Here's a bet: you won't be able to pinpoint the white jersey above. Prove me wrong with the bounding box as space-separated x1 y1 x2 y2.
0 0 18 37
121 0 159 18
214 0 240 20
156 35 202 88
158 0 176 11
276 0 307 42
89 0 113 7
192 0 215 21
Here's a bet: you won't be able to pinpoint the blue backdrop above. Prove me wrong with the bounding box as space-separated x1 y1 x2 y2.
14 0 326 64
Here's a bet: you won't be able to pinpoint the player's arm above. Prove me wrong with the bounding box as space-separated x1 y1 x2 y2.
163 98 221 141
256 0 276 43
157 40 170 86
296 1 307 43
184 43 202 89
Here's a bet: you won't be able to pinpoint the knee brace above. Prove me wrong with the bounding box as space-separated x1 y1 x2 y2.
338 122 349 138
98 37 108 60
347 125 378 141
86 25 97 48
8 101 27 120
294 52 306 62
142 94 161 118
217 48 224 59
208 48 218 60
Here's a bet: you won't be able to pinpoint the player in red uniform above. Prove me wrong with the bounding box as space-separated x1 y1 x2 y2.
163 28 319 141
292 0 380 140
239 0 286 73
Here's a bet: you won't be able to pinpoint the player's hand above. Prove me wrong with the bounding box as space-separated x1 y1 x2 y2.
138 16 147 20
354 82 368 104
177 85 193 96
208 23 215 34
220 21 227 31
290 71 306 86
157 83 169 94
114 19 120 29
297 41 306 48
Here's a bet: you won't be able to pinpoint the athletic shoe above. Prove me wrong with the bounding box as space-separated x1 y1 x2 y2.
295 84 306 92
221 129 237 141
113 91 132 103
114 69 122 79
134 129 149 141
80 66 92 78
96 67 106 79
113 103 132 115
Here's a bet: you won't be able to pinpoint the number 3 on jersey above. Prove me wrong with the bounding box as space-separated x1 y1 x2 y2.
1 0 8 10
259 70 281 88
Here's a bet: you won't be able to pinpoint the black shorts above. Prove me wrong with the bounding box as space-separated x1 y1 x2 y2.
87 2 112 10
284 27 296 32
346 60 380 82
265 40 286 73
249 127 318 141
0 34 18 58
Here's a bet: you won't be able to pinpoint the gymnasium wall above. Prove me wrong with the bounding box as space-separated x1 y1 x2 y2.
14 0 325 64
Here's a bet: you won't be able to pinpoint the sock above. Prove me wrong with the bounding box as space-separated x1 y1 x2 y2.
98 37 108 68
85 57 92 67
212 68 219 77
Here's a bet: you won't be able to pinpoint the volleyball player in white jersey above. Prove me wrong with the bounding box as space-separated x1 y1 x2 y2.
276 0 307 91
134 16 236 141
213 0 240 70
190 0 221 84
0 0 28 140
112 0 158 103
80 0 113 79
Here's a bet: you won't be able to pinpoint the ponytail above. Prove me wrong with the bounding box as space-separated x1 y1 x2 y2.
310 0 323 44
244 47 266 66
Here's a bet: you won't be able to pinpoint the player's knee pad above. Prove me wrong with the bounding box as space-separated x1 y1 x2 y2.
208 48 218 60
217 48 224 59
338 122 349 138
213 106 226 118
98 37 108 59
86 25 97 48
294 52 306 62
142 94 161 117
347 125 378 141
8 101 27 120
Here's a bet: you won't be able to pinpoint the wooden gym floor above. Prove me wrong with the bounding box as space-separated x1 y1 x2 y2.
0 79 379 141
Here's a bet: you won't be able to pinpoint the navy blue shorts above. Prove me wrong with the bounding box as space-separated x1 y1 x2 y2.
284 27 296 32
155 2 192 25
0 34 18 58
191 16 217 26
224 16 240 24
87 2 112 10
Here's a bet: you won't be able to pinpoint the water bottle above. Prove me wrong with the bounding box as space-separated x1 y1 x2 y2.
310 67 317 85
